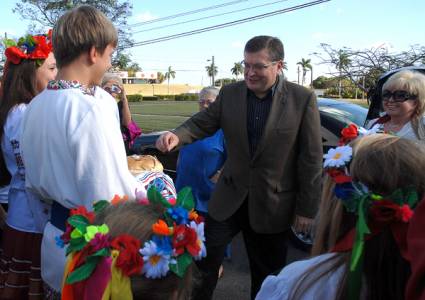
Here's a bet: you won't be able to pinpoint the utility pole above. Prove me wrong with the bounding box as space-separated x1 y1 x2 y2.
297 65 300 85
211 56 215 86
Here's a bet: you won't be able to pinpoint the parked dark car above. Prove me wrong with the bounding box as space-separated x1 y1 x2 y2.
131 98 368 179
366 65 425 123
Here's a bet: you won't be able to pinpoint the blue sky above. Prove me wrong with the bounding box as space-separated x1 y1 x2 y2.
1 0 424 85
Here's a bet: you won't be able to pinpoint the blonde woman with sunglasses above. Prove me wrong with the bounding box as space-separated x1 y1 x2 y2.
367 70 425 141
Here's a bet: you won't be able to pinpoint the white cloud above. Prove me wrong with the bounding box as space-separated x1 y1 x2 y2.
134 11 158 23
231 41 244 49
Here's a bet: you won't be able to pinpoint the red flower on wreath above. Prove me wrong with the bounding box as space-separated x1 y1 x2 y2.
111 234 143 276
70 206 95 223
326 169 352 184
5 46 28 64
60 223 73 244
29 35 52 60
172 224 200 256
370 200 414 224
339 124 358 145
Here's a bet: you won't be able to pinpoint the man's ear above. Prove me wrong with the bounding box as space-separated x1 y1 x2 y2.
88 46 98 64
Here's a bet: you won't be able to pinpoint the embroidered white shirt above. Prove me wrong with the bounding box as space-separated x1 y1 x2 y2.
20 82 141 290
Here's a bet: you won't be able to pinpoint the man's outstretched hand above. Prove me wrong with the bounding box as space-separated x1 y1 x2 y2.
155 131 180 152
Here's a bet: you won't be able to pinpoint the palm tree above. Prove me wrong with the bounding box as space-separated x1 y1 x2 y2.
336 50 351 98
205 64 218 86
296 58 312 86
230 62 244 80
164 66 176 95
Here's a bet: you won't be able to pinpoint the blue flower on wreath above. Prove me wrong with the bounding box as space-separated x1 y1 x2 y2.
167 206 188 225
152 235 173 255
334 182 356 201
149 178 166 192
55 235 65 248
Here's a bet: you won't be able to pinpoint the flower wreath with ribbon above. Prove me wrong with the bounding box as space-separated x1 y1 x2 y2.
58 186 205 300
323 124 418 300
3 30 52 66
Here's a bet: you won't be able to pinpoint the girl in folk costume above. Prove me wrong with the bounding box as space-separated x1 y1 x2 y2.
0 32 57 299
59 190 206 300
256 131 425 300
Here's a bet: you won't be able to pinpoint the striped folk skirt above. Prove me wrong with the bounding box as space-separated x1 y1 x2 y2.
0 225 43 300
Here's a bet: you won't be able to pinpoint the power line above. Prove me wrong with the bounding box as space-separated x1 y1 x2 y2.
125 0 330 49
131 0 249 27
132 0 291 35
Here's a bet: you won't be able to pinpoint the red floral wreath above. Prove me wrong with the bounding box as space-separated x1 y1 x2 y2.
4 30 52 65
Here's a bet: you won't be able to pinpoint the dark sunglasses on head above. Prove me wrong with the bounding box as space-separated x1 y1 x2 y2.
382 90 418 102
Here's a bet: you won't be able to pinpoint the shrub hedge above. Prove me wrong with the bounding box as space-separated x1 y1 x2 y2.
126 93 199 102
127 94 143 102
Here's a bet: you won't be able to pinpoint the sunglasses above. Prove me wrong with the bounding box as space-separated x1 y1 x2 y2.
104 84 122 95
382 90 418 102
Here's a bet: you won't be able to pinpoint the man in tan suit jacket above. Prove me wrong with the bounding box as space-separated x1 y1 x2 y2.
156 36 322 299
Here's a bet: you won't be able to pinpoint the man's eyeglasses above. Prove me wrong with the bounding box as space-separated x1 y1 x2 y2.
382 90 418 102
241 60 279 72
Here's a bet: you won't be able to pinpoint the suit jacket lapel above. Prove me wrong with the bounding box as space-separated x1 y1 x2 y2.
236 83 251 157
252 75 287 161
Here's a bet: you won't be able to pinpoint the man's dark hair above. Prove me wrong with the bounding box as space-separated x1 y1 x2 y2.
244 35 284 61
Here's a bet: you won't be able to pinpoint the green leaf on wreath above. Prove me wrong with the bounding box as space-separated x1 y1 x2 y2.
92 247 110 258
66 237 87 256
405 187 418 207
170 252 193 278
177 187 194 210
148 186 171 208
389 188 404 205
68 215 89 233
65 255 102 284
93 200 110 214
3 38 16 48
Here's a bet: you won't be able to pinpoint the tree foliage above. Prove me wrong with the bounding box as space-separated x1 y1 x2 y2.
314 43 425 93
230 62 244 80
164 66 176 94
297 58 312 85
156 72 165 84
215 78 237 87
205 64 218 78
13 0 134 66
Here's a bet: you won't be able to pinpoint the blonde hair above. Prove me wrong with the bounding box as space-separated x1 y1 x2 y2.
52 5 118 68
127 155 164 175
95 202 193 300
313 134 425 255
351 133 425 195
382 70 425 139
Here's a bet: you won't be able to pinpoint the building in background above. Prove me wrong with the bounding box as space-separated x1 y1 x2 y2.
113 71 158 84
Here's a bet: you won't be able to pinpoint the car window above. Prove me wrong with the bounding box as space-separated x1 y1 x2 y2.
318 105 367 126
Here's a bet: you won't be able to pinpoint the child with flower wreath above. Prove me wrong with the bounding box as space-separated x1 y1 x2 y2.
0 31 57 299
19 5 144 297
59 185 205 300
256 133 425 300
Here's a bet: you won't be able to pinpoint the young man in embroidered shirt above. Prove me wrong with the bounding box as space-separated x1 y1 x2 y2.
20 5 142 295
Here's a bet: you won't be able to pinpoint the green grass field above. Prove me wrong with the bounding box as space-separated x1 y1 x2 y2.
130 98 369 133
130 101 198 132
